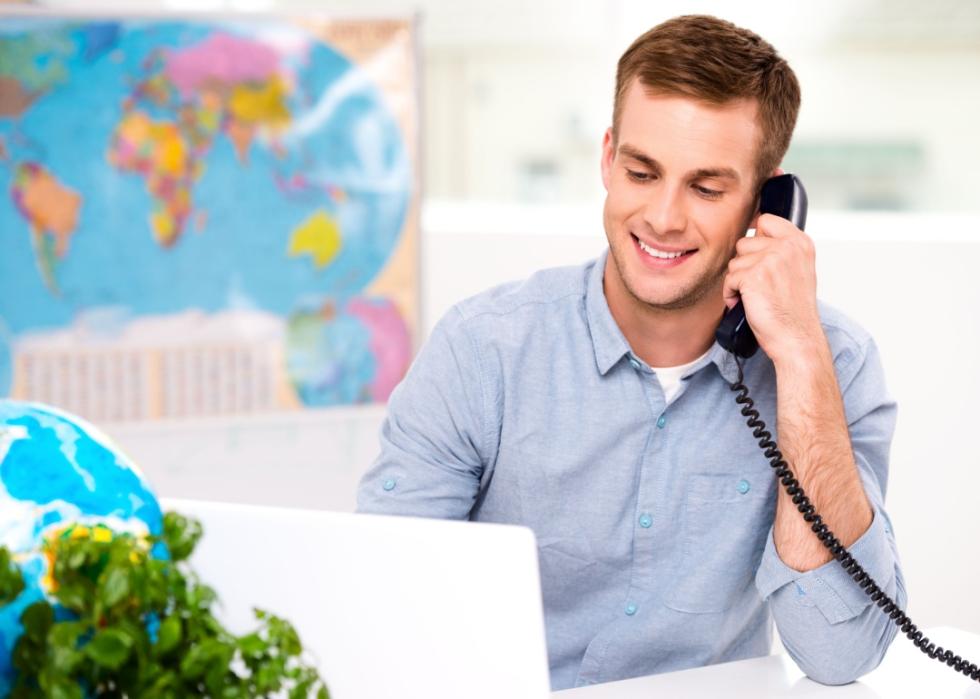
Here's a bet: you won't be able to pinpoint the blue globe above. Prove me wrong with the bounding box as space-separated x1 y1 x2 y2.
0 399 163 693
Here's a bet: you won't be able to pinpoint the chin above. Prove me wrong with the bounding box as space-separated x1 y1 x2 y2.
627 271 719 311
625 280 687 309
638 291 697 310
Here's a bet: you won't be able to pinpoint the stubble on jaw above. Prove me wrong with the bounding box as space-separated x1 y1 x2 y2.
608 235 732 313
604 190 758 313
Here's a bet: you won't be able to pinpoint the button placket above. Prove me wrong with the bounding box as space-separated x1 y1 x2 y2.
627 371 666 598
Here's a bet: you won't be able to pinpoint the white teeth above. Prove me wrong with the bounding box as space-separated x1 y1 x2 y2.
638 239 687 259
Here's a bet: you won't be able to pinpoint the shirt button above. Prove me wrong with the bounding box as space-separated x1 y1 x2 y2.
656 415 666 429
737 479 750 494
639 514 652 528
625 602 637 616
629 357 641 369
383 479 396 491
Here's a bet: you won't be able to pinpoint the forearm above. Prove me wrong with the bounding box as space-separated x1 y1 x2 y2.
759 512 907 685
771 332 873 571
754 322 904 685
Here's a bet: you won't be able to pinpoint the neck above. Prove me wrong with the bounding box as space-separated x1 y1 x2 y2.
603 255 723 368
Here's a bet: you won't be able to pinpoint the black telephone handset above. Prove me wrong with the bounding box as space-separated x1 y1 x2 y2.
715 173 808 358
716 174 979 683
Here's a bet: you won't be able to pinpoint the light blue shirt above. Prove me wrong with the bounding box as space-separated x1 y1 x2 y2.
357 250 906 690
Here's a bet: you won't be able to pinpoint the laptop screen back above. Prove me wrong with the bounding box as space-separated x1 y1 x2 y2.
164 498 552 699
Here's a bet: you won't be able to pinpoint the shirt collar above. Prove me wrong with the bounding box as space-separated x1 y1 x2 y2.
585 249 633 376
585 248 744 384
702 342 743 384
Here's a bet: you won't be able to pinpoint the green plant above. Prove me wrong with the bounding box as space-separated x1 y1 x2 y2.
0 512 329 698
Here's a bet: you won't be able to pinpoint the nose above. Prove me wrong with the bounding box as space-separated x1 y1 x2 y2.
642 182 687 236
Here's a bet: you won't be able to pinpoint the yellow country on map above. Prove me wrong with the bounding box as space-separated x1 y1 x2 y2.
287 209 342 269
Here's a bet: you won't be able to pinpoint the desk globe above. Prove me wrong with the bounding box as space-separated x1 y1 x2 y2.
0 400 163 694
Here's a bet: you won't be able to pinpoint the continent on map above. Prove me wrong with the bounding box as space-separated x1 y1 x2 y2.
108 110 200 247
10 163 81 294
163 33 293 164
346 298 412 402
288 209 342 269
0 32 72 97
226 76 291 163
107 32 296 247
0 77 39 119
285 297 411 406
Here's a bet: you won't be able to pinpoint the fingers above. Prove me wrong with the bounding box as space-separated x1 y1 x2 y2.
723 251 768 309
755 213 801 239
722 267 744 309
734 235 769 256
727 250 766 275
753 216 816 263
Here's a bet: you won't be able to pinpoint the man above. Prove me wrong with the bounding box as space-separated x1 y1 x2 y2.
358 14 905 691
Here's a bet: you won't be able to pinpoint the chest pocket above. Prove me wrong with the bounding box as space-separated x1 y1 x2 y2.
664 472 776 614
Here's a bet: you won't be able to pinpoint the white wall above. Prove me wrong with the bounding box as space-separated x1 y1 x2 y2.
106 205 980 637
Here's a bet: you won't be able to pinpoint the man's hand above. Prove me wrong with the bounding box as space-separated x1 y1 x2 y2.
722 211 874 571
722 213 822 366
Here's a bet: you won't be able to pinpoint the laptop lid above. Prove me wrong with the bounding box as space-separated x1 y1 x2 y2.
162 498 552 699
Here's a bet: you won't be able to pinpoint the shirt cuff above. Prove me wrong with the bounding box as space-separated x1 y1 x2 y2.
754 507 896 625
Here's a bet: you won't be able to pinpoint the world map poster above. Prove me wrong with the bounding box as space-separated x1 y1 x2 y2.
0 14 420 423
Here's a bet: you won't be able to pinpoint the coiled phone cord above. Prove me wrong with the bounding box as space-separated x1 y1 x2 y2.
730 357 980 683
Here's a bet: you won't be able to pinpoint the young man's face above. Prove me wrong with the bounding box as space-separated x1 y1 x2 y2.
601 78 762 312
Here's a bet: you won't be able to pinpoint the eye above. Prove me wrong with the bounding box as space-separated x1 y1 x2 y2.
625 169 653 183
693 184 722 199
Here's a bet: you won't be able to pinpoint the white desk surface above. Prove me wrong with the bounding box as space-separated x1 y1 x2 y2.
553 627 980 697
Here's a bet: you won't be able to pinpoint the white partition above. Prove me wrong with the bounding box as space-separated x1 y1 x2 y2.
106 204 980 637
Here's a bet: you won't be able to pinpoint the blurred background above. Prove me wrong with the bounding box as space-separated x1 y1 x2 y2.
4 0 980 648
32 0 980 211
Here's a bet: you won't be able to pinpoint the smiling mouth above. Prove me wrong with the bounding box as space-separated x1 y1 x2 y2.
631 234 697 260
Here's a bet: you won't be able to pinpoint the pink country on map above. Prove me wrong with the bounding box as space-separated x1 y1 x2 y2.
107 32 297 248
164 32 287 100
10 162 82 294
346 298 412 402
162 32 293 164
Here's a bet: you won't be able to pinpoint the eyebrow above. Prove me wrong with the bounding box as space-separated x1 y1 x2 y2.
618 144 741 183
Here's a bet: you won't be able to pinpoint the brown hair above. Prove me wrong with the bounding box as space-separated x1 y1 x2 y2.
613 15 800 187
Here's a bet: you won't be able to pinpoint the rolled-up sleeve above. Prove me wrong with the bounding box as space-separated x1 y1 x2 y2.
754 337 907 685
356 306 492 520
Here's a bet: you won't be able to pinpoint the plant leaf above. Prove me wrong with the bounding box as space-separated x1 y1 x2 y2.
163 511 202 562
84 628 134 670
101 566 132 608
0 547 26 605
19 601 54 642
46 679 83 699
155 614 182 656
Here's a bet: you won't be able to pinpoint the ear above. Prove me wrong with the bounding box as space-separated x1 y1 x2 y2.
747 165 786 230
600 127 614 191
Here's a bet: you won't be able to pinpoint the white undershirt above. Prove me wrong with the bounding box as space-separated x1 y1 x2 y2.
650 348 713 405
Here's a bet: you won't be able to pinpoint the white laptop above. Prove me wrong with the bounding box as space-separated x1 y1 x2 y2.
162 498 552 699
